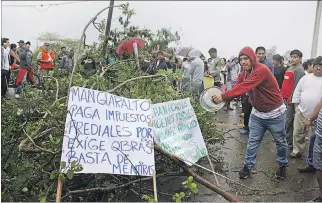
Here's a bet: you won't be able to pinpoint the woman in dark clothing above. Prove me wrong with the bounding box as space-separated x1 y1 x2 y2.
272 54 287 89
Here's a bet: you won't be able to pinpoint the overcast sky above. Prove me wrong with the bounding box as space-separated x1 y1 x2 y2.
2 1 321 59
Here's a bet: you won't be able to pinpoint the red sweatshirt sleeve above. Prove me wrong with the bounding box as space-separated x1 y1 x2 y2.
221 68 266 101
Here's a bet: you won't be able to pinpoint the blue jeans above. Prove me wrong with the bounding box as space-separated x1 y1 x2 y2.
306 126 316 167
244 113 288 167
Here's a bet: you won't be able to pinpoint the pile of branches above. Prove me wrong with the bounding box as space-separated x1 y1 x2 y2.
1 3 235 202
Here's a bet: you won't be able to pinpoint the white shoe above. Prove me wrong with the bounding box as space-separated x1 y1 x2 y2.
15 94 20 99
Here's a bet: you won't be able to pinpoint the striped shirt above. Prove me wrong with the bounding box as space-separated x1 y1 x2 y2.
316 108 322 138
251 103 287 119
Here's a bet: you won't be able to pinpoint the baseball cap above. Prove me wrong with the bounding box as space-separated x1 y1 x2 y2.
44 42 50 46
17 40 25 43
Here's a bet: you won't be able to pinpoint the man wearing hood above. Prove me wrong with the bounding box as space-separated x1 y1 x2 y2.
213 46 288 180
282 50 305 149
185 49 204 97
225 56 240 110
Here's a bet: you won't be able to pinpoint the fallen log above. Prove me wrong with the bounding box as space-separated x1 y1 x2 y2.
154 144 239 202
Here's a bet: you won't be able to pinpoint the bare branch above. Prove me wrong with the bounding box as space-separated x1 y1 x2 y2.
67 4 125 104
107 75 167 93
22 129 55 154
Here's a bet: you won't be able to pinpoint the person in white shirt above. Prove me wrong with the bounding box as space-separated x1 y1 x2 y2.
1 38 11 102
291 56 322 158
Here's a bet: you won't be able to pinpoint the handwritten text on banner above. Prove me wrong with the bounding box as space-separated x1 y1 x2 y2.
152 98 207 164
60 86 155 176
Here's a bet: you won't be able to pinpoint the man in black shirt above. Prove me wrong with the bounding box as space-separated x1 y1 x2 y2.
272 54 287 90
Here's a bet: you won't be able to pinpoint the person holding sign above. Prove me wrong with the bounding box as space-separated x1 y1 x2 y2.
212 46 288 180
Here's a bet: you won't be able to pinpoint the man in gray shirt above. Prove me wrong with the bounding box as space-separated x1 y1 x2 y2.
185 49 204 97
208 48 222 86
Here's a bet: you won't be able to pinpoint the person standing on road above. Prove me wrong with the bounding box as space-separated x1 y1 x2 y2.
212 46 288 180
282 50 306 149
15 41 36 99
299 98 322 173
186 49 204 98
208 48 222 87
303 58 315 75
1 38 11 102
225 56 240 111
305 96 322 202
272 54 287 90
255 46 274 74
290 56 322 158
37 42 55 78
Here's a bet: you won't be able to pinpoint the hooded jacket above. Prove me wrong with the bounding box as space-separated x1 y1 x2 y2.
221 46 283 113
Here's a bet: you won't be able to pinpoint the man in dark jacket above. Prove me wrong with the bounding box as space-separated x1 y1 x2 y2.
150 51 169 75
15 41 36 99
272 54 287 89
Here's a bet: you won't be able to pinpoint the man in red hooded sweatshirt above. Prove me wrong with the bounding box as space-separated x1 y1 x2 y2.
213 46 288 179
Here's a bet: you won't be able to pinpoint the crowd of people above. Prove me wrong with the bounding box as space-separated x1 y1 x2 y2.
1 38 78 101
142 45 322 202
2 36 322 201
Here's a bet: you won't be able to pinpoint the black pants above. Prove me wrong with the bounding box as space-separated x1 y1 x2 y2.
1 70 10 98
242 95 252 130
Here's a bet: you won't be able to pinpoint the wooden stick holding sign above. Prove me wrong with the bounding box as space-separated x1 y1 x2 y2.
153 170 158 202
148 100 158 202
55 175 63 202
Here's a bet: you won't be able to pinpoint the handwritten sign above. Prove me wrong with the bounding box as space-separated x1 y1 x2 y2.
60 86 155 176
152 98 207 164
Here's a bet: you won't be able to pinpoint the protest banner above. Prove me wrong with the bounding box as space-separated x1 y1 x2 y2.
60 86 155 176
152 98 208 164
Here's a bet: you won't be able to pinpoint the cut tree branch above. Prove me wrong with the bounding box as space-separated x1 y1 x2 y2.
154 144 239 202
107 75 167 93
67 4 125 104
22 129 55 154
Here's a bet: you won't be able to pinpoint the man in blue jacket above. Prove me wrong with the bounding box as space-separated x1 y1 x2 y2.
256 46 274 74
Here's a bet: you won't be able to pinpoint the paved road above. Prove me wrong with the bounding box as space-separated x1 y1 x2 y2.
155 106 319 202
199 108 319 202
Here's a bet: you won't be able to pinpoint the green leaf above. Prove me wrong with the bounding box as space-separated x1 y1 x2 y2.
191 187 199 194
50 171 57 180
179 192 185 198
175 198 182 203
39 196 46 202
71 160 77 168
66 170 74 180
188 176 193 182
191 183 197 189
60 161 66 169
21 187 28 193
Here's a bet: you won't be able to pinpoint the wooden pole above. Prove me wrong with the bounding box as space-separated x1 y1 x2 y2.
153 170 158 202
154 144 238 202
206 154 220 187
55 175 63 202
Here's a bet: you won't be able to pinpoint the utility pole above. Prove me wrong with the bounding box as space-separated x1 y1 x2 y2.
311 0 322 58
101 0 115 57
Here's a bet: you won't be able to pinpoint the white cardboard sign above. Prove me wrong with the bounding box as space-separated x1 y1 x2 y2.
60 86 155 176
